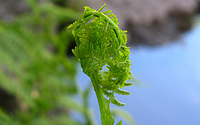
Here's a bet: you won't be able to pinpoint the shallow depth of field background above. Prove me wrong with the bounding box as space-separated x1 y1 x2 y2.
0 0 200 125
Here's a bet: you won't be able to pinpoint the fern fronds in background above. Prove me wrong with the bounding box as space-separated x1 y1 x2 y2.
0 0 93 125
69 4 132 125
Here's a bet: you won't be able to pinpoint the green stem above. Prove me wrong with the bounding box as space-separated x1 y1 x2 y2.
91 71 114 125
91 71 105 118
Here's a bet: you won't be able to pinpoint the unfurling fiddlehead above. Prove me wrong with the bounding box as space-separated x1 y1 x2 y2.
68 4 132 125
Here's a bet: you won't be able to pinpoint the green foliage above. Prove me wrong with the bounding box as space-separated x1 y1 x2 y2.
68 4 132 125
0 110 20 125
0 0 93 125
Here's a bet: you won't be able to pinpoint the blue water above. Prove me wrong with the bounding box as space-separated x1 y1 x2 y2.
76 25 200 125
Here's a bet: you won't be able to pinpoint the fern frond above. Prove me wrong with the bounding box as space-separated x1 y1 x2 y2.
116 120 122 125
103 10 112 14
115 89 131 95
124 83 133 86
69 4 132 125
98 3 107 12
111 98 125 107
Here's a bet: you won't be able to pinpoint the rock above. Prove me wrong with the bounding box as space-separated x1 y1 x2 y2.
86 0 200 46
0 0 29 21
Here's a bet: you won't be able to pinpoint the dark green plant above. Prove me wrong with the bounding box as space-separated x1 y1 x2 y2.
68 4 132 125
0 0 94 125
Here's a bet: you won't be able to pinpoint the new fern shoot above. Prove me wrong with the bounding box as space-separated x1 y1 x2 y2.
68 4 132 125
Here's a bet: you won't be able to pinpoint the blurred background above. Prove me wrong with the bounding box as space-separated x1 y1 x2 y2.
0 0 200 125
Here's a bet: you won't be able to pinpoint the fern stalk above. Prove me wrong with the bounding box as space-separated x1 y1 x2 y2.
91 70 114 124
91 71 105 115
